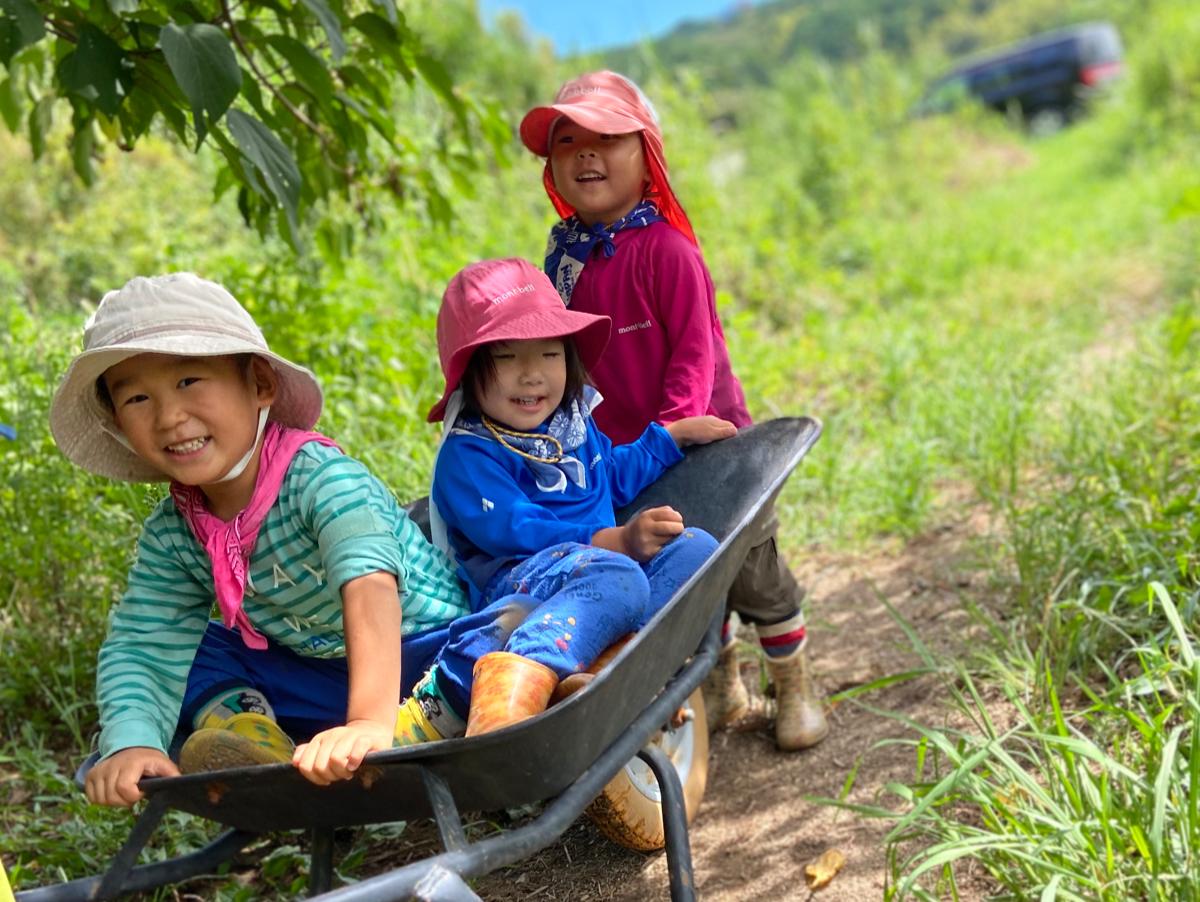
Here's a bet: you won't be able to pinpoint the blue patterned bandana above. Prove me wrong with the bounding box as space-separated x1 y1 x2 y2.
544 200 664 303
452 386 602 493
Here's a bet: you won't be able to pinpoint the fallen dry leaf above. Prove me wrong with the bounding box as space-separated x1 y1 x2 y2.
804 848 847 890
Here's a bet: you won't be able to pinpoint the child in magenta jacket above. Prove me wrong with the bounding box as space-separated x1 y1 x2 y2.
518 71 828 751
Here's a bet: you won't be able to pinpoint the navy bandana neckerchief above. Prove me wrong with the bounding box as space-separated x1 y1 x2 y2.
452 387 601 493
544 200 664 303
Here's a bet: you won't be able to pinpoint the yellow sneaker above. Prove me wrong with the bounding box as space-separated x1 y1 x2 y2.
393 694 445 746
179 712 295 773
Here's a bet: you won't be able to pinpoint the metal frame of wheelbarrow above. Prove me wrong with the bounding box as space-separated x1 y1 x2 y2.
16 417 821 902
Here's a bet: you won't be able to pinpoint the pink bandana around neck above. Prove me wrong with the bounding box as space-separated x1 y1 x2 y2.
170 421 340 650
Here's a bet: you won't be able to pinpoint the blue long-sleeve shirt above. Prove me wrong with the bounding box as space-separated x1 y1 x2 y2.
432 417 683 604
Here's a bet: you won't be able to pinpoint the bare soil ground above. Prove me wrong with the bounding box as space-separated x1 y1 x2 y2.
350 501 1009 901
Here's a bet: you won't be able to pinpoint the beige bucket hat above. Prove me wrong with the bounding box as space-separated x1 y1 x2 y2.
49 272 323 482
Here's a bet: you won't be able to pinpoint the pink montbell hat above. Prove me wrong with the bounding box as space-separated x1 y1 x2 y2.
519 70 698 246
427 258 611 422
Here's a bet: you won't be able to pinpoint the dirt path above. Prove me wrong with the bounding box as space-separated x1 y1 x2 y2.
353 503 1004 901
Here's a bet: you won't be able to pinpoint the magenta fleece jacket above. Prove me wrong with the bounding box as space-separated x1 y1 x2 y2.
565 222 752 445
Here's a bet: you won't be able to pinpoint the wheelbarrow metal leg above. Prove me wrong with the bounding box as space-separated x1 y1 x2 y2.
421 768 468 853
93 793 169 900
16 827 256 902
308 827 335 897
637 743 696 902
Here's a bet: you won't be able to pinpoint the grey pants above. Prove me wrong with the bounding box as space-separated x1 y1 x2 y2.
725 502 806 627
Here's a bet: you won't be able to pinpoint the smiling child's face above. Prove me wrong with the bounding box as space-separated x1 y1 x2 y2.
476 339 567 431
104 352 275 514
549 120 647 227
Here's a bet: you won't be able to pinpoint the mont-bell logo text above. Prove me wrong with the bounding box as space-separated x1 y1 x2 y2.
617 319 653 335
489 283 536 305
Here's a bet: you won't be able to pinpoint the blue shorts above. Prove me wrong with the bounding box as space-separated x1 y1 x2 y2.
176 619 451 744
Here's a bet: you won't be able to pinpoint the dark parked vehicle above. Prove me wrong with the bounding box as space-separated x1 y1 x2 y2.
917 21 1124 128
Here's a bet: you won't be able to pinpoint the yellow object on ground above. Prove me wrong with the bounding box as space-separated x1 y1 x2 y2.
1 855 16 902
805 848 847 890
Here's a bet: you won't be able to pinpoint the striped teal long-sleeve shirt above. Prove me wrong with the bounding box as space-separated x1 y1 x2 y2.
96 442 468 758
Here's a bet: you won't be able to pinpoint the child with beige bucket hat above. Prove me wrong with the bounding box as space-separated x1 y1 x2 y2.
50 272 468 805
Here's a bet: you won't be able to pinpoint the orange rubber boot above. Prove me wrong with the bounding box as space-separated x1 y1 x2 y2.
550 634 637 705
465 652 559 737
586 634 636 674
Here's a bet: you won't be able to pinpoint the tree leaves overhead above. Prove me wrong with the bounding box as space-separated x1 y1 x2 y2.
57 24 131 118
159 23 241 146
0 75 19 130
226 108 301 234
0 0 43 67
299 0 346 62
0 1 506 248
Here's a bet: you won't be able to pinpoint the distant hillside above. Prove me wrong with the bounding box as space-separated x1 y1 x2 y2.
597 0 1126 94
600 0 967 89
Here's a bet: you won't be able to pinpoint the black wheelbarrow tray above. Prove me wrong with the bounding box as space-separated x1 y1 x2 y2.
17 417 821 902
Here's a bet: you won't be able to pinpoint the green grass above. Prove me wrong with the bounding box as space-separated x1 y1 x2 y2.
861 582 1200 900
860 274 1200 898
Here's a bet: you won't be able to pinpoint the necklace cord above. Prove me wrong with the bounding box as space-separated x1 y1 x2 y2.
481 415 565 464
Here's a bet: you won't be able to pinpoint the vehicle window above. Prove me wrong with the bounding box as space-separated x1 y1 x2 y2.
1082 25 1123 63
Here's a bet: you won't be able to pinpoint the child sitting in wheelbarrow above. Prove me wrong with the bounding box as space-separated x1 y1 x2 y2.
49 273 470 806
392 258 735 742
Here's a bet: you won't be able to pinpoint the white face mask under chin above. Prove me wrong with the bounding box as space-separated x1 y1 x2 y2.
216 405 271 483
102 405 271 483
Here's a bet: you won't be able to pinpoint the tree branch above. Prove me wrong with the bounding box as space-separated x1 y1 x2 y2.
46 18 77 42
218 0 330 150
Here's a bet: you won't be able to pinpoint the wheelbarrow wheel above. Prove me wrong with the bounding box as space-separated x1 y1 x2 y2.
585 688 709 852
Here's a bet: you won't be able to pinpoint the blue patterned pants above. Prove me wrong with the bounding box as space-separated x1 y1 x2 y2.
432 528 718 719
